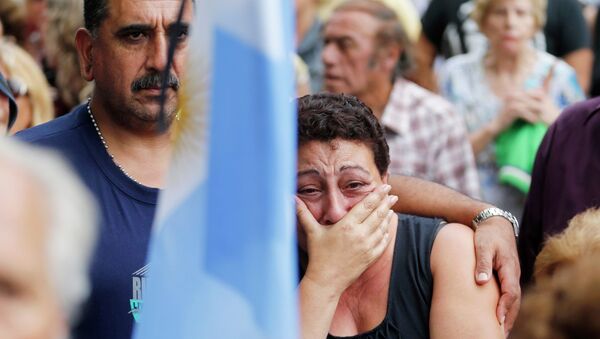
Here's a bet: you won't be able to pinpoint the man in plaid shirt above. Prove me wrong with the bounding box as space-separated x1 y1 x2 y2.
321 0 480 198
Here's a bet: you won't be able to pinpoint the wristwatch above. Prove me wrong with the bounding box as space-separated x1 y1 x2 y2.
472 207 520 238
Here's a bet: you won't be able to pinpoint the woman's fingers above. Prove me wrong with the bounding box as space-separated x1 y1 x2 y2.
344 184 392 225
363 195 397 235
295 196 320 235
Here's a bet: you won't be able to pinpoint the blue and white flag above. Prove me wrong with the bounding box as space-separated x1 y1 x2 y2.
133 0 298 337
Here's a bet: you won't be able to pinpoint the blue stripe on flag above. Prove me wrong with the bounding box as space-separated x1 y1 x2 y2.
133 0 298 337
204 27 297 335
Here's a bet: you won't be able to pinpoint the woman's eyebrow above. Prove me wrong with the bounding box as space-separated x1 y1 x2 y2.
297 169 320 178
339 165 370 176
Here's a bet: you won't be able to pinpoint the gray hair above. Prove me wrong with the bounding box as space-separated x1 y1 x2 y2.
333 0 414 80
0 138 98 326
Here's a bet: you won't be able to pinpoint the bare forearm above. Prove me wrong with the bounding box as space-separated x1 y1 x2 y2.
299 277 340 339
470 122 500 155
388 175 491 225
563 49 592 94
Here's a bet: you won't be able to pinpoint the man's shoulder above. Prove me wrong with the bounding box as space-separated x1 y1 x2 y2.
16 105 88 146
391 79 456 118
555 97 600 132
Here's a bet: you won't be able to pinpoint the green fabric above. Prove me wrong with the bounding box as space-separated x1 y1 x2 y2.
495 121 548 194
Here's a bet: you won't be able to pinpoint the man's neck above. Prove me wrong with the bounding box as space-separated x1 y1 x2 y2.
485 46 535 75
357 80 393 120
89 101 173 189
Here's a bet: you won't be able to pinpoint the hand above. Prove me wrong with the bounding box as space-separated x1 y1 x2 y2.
473 216 521 336
525 89 560 125
296 184 398 296
490 92 540 134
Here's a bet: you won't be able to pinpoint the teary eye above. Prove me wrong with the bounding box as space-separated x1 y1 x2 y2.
297 186 321 196
129 31 145 40
346 181 365 190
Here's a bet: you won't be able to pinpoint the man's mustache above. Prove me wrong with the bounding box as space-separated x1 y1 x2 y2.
131 72 180 92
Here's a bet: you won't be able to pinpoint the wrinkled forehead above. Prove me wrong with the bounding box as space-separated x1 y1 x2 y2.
325 9 381 38
104 0 193 27
297 139 377 173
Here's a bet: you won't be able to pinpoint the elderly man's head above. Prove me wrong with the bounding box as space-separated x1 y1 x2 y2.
76 0 193 132
321 0 411 97
0 139 97 338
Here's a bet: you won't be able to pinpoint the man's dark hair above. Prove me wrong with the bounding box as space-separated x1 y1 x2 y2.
297 93 390 176
84 0 109 36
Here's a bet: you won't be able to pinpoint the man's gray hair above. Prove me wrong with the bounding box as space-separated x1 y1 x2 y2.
0 138 98 325
333 0 414 80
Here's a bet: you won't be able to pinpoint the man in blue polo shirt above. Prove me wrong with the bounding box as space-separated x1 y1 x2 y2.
16 0 523 337
17 0 193 337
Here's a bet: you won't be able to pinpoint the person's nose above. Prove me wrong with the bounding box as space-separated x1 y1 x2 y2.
320 189 350 225
322 41 339 68
505 10 517 29
146 33 169 72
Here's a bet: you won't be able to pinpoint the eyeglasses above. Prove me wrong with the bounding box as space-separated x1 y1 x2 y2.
7 77 28 98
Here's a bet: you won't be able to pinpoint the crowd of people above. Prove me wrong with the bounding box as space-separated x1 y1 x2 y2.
0 0 599 338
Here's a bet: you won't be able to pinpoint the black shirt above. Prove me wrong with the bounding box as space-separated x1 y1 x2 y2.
327 215 444 339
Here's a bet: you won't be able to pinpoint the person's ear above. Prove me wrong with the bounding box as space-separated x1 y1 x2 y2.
382 171 389 185
381 44 401 73
75 28 95 81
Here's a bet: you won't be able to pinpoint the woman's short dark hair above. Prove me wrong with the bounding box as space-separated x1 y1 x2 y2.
297 93 390 176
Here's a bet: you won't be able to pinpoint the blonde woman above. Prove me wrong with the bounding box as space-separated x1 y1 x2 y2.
0 39 54 134
439 0 585 218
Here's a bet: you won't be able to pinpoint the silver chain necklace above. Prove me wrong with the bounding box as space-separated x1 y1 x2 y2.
86 99 142 185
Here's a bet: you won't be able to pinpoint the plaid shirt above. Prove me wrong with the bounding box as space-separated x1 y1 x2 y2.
381 79 480 198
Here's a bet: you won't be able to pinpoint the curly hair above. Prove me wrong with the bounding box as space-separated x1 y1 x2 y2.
511 255 600 339
534 207 600 280
297 93 390 175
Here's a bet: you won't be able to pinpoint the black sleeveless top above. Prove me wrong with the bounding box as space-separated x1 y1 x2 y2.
327 214 445 339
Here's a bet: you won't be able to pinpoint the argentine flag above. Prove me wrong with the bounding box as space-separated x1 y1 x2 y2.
134 0 298 337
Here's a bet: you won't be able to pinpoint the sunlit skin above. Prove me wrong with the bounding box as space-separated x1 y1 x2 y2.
296 139 391 249
481 0 536 58
0 162 66 339
78 0 192 132
8 97 32 135
322 11 388 97
0 95 8 133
